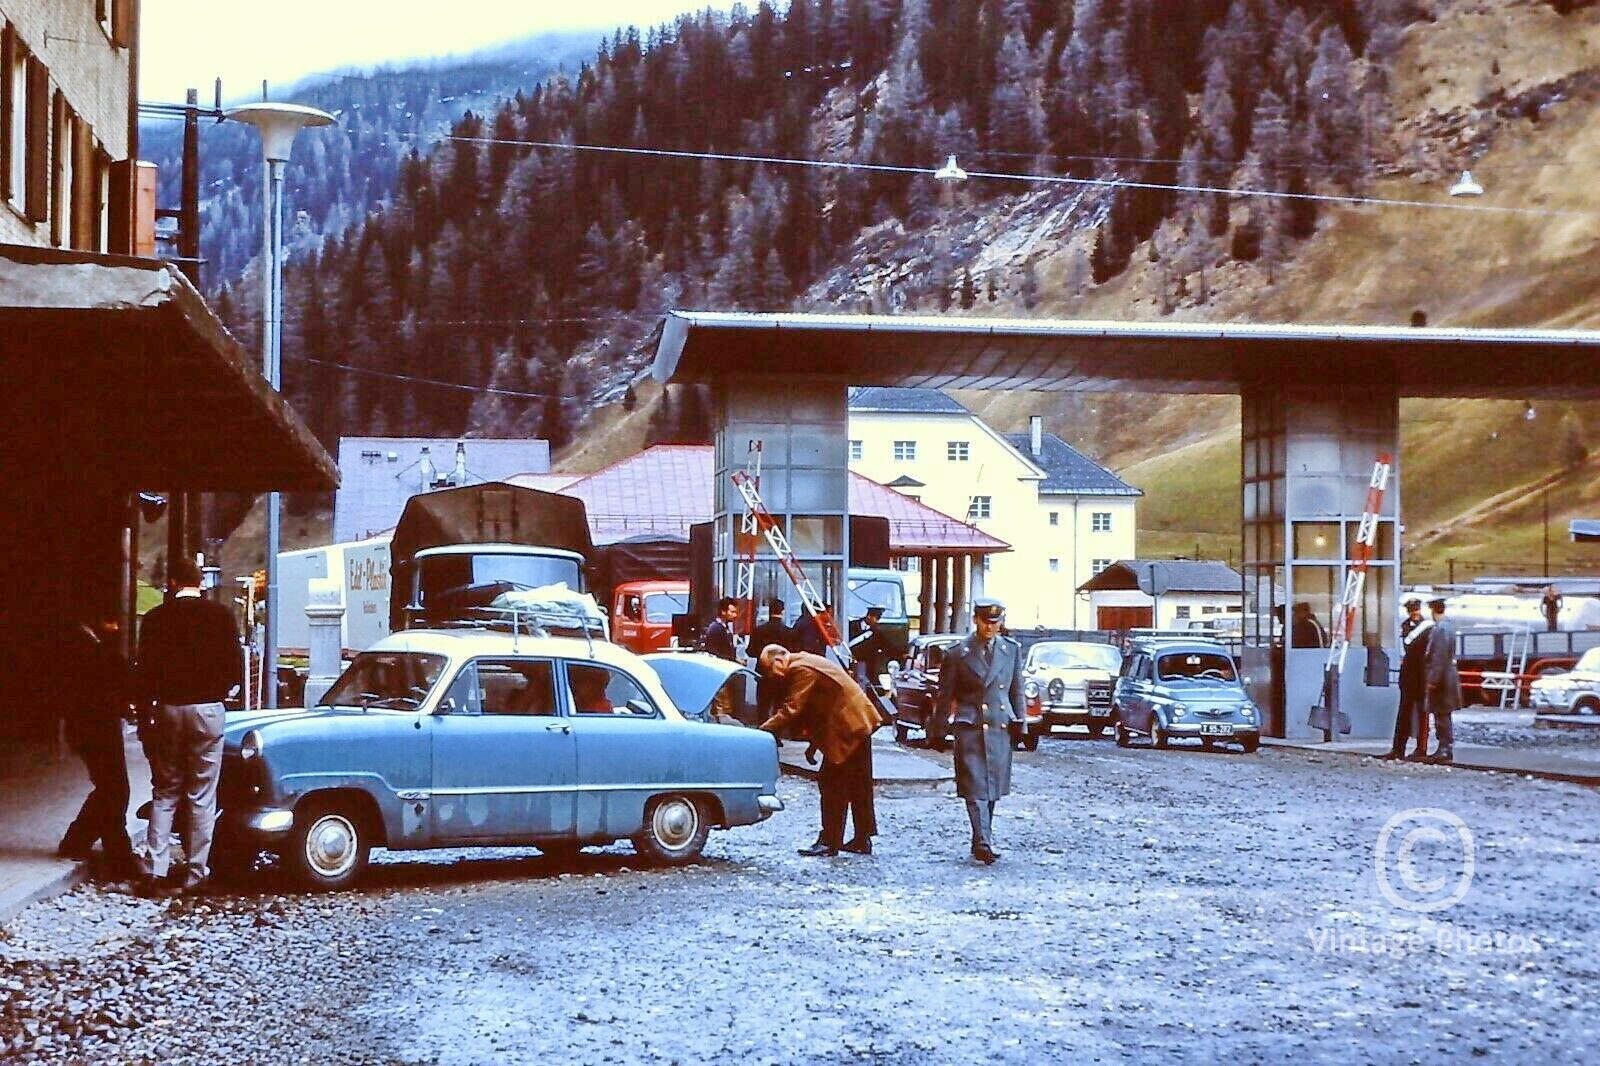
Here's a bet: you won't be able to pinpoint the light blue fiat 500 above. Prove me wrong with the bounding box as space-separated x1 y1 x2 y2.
216 631 782 889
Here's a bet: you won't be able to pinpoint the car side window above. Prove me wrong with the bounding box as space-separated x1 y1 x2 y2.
568 662 659 718
441 663 482 716
477 659 557 716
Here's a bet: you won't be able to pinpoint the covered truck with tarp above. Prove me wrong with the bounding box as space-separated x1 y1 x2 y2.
388 482 601 633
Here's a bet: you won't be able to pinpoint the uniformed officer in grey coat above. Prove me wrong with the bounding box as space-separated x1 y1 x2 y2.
1423 597 1462 764
934 598 1025 864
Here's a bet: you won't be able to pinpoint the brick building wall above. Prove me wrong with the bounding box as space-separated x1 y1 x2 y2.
1 0 134 247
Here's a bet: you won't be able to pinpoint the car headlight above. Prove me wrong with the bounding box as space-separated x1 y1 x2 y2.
240 730 263 760
1024 679 1039 699
1047 678 1066 701
1170 703 1188 718
1240 704 1256 721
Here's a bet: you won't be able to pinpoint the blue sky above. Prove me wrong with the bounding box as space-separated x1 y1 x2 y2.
140 1 739 103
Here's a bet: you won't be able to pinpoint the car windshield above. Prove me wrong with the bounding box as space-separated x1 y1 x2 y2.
1029 643 1121 672
1575 648 1600 672
1157 651 1238 683
847 578 905 620
319 651 448 710
644 592 689 624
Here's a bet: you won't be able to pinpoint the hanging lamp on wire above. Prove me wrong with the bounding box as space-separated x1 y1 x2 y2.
1449 169 1484 197
933 154 968 184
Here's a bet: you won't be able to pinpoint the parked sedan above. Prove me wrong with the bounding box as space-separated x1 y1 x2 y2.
1112 638 1261 753
215 631 783 890
1530 647 1600 715
888 634 963 745
1022 640 1122 741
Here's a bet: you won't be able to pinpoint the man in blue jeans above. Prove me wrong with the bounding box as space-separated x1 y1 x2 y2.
136 558 240 895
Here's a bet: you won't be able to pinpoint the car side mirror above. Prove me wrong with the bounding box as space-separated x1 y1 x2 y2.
434 697 459 715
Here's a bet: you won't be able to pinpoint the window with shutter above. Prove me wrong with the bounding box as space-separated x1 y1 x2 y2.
1 24 15 207
24 55 47 222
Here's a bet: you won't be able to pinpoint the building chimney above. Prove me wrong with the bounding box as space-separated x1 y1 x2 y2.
1029 415 1043 457
452 442 468 486
419 446 435 492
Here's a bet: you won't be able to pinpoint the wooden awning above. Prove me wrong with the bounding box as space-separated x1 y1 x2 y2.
0 244 336 492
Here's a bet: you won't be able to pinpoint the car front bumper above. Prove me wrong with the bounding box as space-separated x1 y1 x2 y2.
1164 721 1259 740
1041 702 1112 725
757 794 784 819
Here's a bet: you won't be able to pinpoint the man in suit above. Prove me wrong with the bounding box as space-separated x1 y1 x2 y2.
1383 597 1432 761
1423 597 1462 764
748 598 795 722
933 598 1025 864
700 597 740 661
757 644 880 857
57 616 138 880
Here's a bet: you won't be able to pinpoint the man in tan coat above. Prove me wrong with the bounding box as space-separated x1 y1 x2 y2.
758 645 880 857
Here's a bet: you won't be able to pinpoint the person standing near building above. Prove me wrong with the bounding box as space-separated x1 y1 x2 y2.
933 599 1025 865
848 605 889 690
748 598 794 719
57 616 138 880
136 558 240 894
700 596 740 661
757 644 879 857
1542 585 1564 633
1383 597 1431 761
1291 602 1328 649
1422 597 1462 765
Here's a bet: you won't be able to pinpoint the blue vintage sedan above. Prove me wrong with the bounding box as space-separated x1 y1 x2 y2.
216 630 783 889
1111 637 1262 754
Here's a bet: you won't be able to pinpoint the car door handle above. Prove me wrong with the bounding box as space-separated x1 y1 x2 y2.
545 723 572 735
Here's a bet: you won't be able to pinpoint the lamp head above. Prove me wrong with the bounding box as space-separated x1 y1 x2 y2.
224 102 335 162
934 154 968 184
1448 169 1483 198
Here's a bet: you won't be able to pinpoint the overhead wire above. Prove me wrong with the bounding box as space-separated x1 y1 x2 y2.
396 131 1600 219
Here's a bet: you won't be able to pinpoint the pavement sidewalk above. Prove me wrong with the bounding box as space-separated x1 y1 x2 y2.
0 727 150 925
776 730 952 785
1264 734 1600 784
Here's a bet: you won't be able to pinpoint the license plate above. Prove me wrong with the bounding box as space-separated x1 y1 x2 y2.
1199 723 1234 736
1090 707 1110 717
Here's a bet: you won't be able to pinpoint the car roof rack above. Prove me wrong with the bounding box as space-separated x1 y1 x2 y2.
434 605 606 658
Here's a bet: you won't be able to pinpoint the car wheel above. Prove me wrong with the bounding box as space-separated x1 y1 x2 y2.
1022 730 1041 752
1113 711 1132 748
1239 735 1261 754
284 800 370 892
632 794 710 866
1575 697 1600 717
1150 719 1169 749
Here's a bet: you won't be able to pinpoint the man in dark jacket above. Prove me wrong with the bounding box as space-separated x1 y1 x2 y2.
57 617 138 879
758 645 880 857
137 558 240 894
933 599 1025 864
748 598 794 717
1383 597 1431 760
1423 597 1462 764
700 597 740 661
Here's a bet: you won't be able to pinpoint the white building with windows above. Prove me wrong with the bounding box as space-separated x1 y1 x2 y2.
847 388 1141 628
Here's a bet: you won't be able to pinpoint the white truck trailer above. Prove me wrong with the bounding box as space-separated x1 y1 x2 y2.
275 536 393 656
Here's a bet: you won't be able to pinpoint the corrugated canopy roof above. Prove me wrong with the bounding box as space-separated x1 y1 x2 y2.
514 446 1008 555
1079 559 1243 595
1003 431 1141 497
1 244 335 491
653 311 1600 398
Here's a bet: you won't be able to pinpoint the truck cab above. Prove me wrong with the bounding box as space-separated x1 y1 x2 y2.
613 579 691 654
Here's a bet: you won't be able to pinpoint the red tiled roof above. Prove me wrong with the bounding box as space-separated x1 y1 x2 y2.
535 445 1008 554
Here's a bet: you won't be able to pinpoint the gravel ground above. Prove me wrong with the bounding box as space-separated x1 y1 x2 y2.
3 741 1598 1065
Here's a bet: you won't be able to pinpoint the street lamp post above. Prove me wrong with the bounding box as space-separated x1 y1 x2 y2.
225 102 334 707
